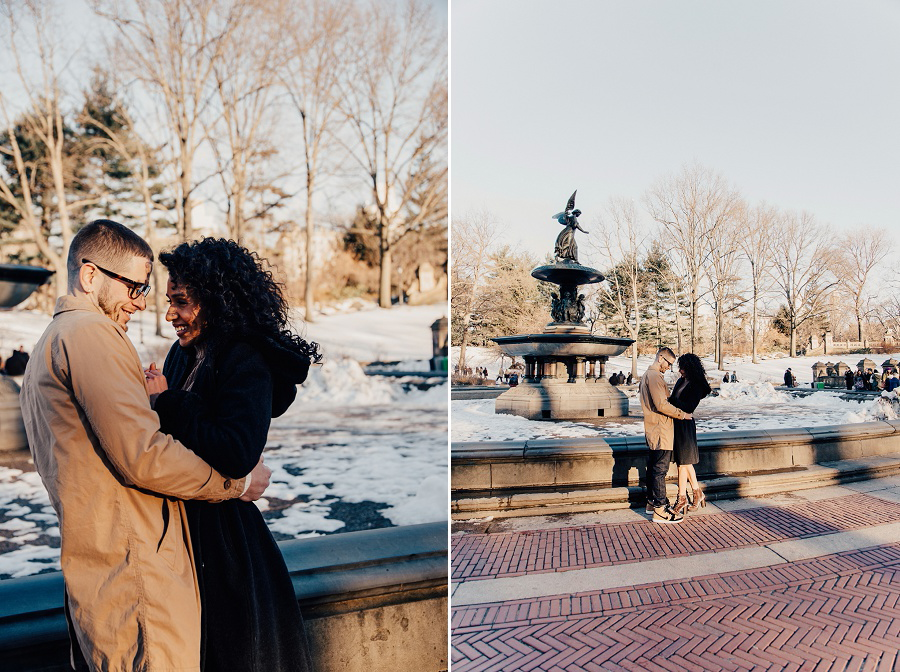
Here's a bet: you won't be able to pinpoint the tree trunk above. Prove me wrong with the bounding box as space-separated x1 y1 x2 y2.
180 138 193 241
378 223 392 308
458 315 470 373
716 303 724 371
304 181 315 322
690 292 698 353
671 285 683 353
751 294 758 364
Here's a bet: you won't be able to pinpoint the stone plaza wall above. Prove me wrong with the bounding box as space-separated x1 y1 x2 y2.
452 421 900 518
0 522 447 672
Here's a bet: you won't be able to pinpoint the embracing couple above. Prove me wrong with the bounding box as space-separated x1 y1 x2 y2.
21 219 320 671
639 347 711 524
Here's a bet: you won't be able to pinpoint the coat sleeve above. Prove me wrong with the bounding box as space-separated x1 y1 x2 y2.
62 318 245 501
647 371 688 419
154 343 272 478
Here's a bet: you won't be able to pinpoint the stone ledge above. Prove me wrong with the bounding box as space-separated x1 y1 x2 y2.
452 454 900 519
0 522 448 672
452 421 900 518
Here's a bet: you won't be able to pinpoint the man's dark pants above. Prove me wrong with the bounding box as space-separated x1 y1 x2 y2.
646 448 673 509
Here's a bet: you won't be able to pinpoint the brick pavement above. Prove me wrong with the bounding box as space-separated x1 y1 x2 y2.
451 492 900 671
453 493 900 582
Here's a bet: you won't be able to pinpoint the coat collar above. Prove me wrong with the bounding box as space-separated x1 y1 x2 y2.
53 294 106 318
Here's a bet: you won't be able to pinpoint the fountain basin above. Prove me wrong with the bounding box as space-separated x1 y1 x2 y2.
0 264 53 308
531 261 603 286
493 333 632 358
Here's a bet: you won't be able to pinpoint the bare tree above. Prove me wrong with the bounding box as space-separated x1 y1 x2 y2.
645 162 742 351
78 84 170 335
705 203 745 370
738 202 777 363
203 1 291 244
93 0 250 240
451 211 498 373
339 0 447 308
835 227 889 343
591 197 647 378
279 0 351 322
768 211 838 356
0 0 96 294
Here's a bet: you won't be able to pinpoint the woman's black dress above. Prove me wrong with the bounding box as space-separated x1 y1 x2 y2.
668 377 710 467
154 335 313 672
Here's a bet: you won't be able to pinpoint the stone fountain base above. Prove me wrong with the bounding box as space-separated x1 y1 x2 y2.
491 333 634 422
495 376 628 420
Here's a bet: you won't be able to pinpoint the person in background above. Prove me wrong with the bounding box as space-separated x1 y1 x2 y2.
626 372 633 385
729 371 737 383
784 368 795 387
845 368 855 390
4 345 29 376
888 372 900 393
871 368 882 391
723 372 730 384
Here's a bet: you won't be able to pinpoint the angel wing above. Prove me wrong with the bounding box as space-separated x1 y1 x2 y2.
565 190 577 215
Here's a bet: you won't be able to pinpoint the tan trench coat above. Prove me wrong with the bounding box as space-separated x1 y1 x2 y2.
639 365 688 451
20 296 246 671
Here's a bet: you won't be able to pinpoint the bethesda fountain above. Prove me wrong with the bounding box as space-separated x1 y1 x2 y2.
492 191 634 421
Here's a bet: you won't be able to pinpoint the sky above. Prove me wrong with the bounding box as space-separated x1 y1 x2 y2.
450 0 900 259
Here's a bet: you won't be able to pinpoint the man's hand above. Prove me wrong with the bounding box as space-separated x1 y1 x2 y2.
144 362 168 407
683 413 693 420
240 457 272 502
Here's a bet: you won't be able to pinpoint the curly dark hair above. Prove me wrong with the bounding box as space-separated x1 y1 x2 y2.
159 238 321 362
677 353 711 393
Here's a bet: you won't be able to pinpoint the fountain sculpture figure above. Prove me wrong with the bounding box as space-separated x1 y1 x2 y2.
491 191 634 420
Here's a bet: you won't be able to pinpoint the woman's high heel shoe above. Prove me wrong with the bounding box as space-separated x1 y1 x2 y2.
687 487 706 512
672 494 688 515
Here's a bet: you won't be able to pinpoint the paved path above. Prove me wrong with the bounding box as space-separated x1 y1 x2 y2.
451 478 900 671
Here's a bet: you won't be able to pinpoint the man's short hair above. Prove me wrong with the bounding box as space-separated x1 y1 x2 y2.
656 347 677 364
67 219 154 287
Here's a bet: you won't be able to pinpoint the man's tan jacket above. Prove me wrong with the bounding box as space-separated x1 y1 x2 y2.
20 296 245 671
639 365 688 451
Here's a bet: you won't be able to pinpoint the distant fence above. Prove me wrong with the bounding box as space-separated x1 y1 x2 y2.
0 522 448 672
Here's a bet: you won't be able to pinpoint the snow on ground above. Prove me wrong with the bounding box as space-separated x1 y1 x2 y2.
2 301 446 365
453 345 900 387
299 303 446 363
452 346 900 443
0 304 448 579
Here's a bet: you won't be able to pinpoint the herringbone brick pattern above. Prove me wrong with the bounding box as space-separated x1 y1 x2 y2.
452 543 900 671
452 494 900 582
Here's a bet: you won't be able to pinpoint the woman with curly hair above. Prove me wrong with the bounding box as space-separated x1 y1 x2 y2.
668 353 712 515
145 238 321 671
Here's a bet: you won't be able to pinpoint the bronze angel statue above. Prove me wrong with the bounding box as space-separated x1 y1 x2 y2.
552 190 588 263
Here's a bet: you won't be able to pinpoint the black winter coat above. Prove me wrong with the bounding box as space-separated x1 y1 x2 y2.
155 336 313 672
668 377 710 466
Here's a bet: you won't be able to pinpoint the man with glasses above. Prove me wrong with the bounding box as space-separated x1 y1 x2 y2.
639 347 692 524
20 219 272 670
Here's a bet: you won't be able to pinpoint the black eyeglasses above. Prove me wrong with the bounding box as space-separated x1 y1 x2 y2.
82 259 151 299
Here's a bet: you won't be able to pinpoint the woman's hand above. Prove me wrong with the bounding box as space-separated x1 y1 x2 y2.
144 362 168 407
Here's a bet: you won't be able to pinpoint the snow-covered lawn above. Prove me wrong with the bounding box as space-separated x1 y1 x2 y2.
452 346 900 442
453 345 900 388
0 303 448 579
